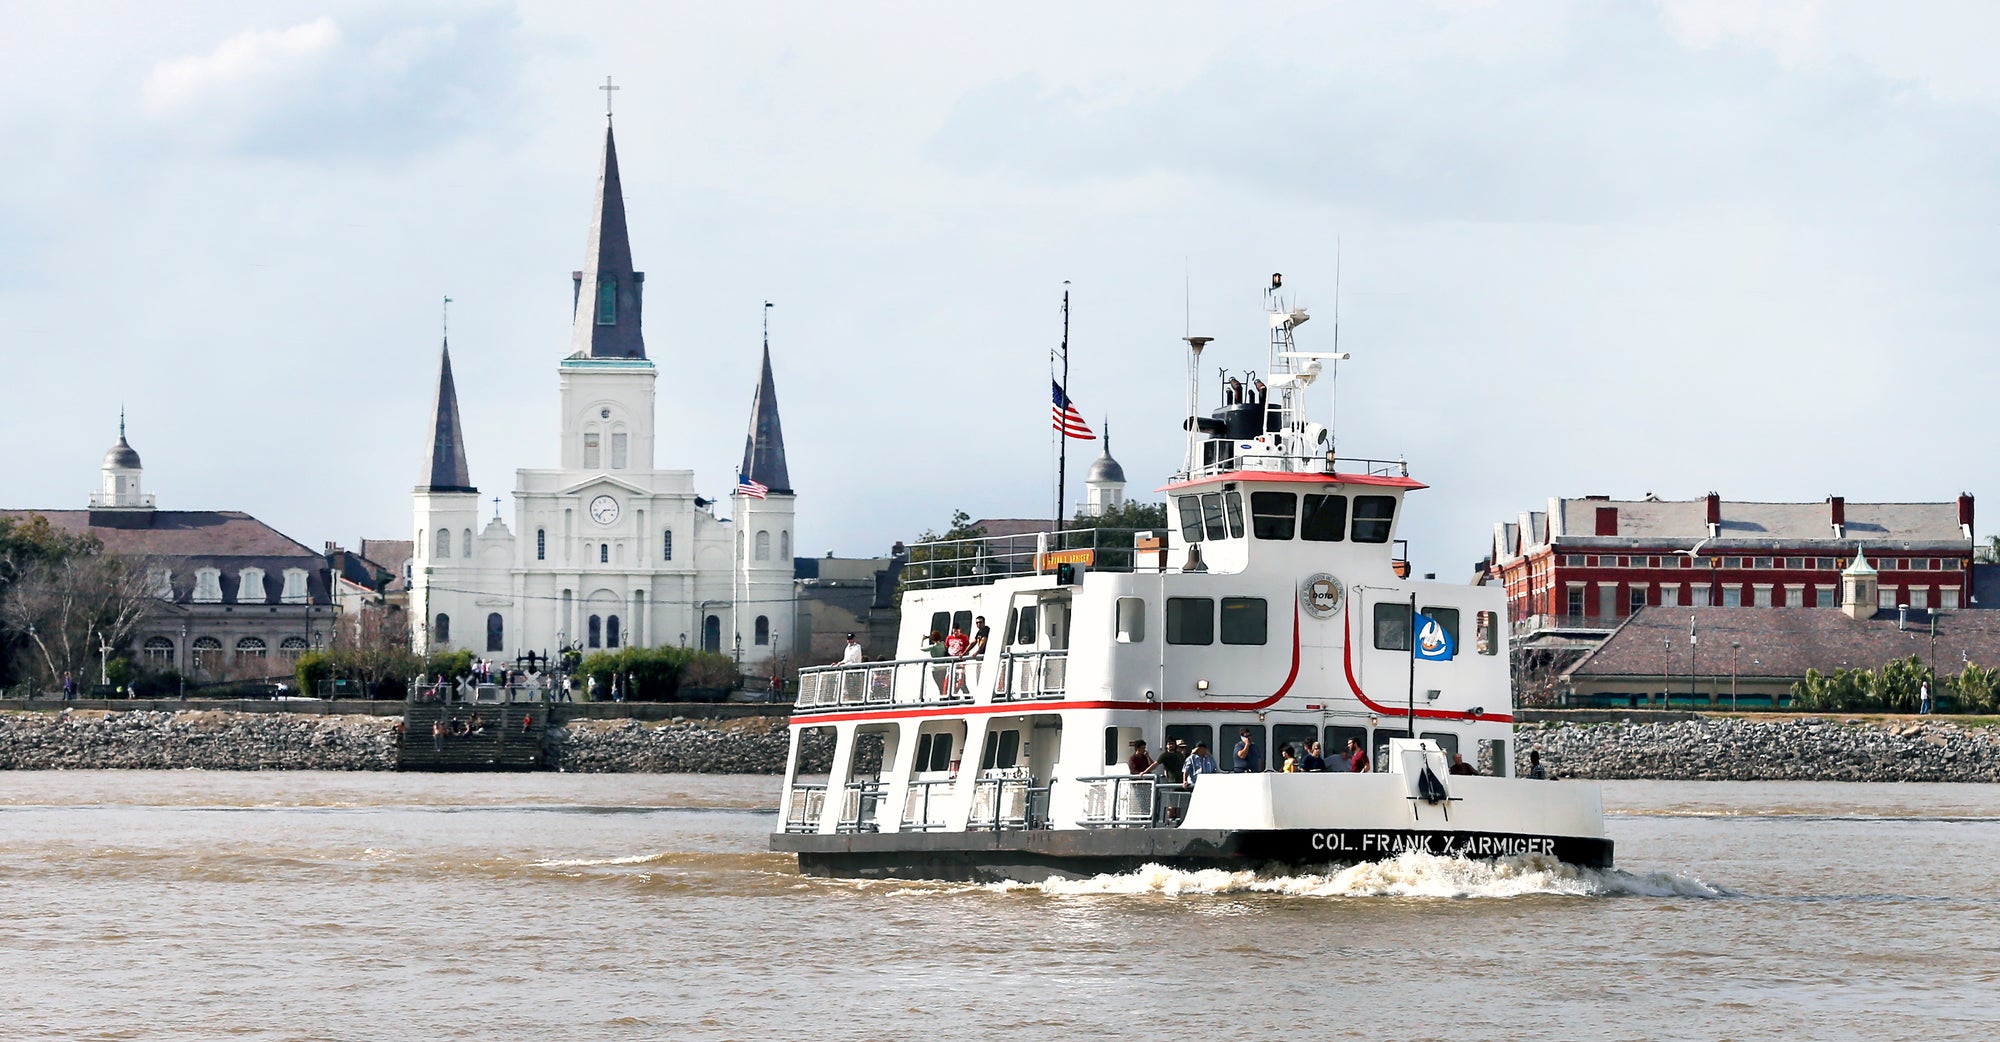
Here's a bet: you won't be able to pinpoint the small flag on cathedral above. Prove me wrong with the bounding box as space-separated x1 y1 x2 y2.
736 473 769 499
1052 382 1096 440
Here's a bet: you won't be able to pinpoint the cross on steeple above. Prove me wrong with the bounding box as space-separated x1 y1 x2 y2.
492 496 502 520
600 75 619 120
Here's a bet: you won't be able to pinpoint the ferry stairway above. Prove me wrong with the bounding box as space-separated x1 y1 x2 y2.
397 702 549 772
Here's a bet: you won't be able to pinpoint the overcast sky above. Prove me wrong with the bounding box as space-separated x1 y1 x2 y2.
5 1 1998 575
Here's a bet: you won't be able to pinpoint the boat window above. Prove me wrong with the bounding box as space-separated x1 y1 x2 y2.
1011 604 1037 646
1201 493 1228 540
1177 496 1205 543
1272 724 1317 767
981 729 1021 770
1104 726 1146 768
1165 724 1212 759
1421 731 1460 762
1250 491 1296 540
1223 723 1265 772
1475 611 1499 656
1166 597 1215 645
1219 597 1267 645
1224 491 1246 538
929 612 949 638
1324 725 1368 772
1480 737 1509 777
1372 730 1395 773
1115 597 1146 643
1352 495 1397 543
1040 598 1071 651
914 732 955 773
952 610 973 634
1373 602 1412 651
1419 606 1460 650
1300 493 1347 541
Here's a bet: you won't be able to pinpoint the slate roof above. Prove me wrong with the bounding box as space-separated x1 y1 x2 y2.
1565 605 2000 681
1552 498 1963 543
569 122 646 360
739 343 791 494
1 509 329 605
422 342 475 493
360 538 414 593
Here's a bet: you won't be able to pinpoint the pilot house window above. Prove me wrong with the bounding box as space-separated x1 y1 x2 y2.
1352 495 1397 543
1301 494 1347 542
1250 491 1296 539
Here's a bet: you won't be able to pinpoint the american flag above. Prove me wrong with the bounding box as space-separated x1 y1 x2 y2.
1051 381 1096 440
735 473 769 499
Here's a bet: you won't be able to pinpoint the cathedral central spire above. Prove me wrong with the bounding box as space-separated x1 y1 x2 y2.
569 121 647 360
740 314 792 495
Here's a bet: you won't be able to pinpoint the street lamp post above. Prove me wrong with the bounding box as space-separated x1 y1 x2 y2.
1688 614 1698 707
1663 635 1672 710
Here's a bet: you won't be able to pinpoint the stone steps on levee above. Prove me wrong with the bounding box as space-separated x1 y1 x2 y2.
397 702 548 772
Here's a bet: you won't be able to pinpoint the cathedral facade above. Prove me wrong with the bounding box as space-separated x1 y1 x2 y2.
409 118 796 668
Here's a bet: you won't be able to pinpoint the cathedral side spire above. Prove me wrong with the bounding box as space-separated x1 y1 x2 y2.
423 341 477 493
568 120 646 360
739 306 791 494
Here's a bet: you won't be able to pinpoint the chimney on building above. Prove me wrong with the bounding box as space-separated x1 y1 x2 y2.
1705 492 1721 539
1828 495 1845 539
1960 493 1975 540
1595 506 1618 536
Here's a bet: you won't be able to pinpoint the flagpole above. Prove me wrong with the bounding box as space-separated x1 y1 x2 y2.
1408 592 1418 740
1055 282 1071 533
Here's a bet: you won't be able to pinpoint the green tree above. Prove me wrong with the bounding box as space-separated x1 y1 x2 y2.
575 645 737 701
1063 500 1168 570
899 510 989 601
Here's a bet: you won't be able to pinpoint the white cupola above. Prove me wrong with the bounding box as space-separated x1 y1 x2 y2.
93 411 153 509
1083 430 1127 515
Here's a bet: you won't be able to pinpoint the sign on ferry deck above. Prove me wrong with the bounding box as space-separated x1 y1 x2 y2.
1036 549 1095 572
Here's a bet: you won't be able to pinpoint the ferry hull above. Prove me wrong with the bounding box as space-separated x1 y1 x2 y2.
773 829 1614 883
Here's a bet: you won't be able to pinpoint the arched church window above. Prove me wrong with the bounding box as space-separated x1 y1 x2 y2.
434 614 450 643
462 529 472 558
755 531 771 562
781 531 790 559
487 613 504 652
536 529 546 561
755 616 770 646
662 529 673 561
607 615 621 649
417 529 424 558
611 432 628 469
596 276 617 325
436 529 451 559
599 544 609 564
584 432 601 469
702 614 721 653
588 615 602 648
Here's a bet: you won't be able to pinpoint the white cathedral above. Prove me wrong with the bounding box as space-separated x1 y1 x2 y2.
409 116 797 666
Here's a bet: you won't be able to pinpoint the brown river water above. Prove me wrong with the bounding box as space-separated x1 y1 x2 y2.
3 773 1997 1041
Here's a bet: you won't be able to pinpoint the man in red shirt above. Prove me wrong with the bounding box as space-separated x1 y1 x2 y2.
1127 739 1155 775
1346 737 1370 774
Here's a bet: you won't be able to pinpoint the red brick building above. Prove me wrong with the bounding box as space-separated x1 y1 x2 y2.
1489 493 1976 631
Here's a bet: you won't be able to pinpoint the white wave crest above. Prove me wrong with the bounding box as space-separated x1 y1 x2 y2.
532 851 672 869
989 852 1736 900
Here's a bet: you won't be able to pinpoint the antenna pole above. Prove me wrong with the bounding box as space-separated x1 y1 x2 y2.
1055 282 1071 533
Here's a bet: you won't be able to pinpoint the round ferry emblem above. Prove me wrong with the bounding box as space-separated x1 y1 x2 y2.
1300 572 1344 618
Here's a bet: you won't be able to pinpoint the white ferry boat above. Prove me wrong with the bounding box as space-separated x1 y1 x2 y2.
772 277 1611 881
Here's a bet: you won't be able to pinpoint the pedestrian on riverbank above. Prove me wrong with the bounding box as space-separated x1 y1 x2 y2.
1528 750 1548 779
1920 682 1932 715
61 672 76 701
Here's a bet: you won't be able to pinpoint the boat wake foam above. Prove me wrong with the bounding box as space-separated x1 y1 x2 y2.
990 852 1737 900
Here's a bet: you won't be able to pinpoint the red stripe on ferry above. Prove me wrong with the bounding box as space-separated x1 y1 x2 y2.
1340 604 1514 724
1156 470 1427 493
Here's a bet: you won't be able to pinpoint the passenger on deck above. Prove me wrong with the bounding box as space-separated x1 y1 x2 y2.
1278 745 1298 772
1158 739 1188 783
1346 738 1370 774
944 625 970 657
1449 753 1479 776
839 634 864 665
1127 739 1155 775
1528 750 1548 779
1233 729 1258 773
1184 742 1217 785
966 617 990 658
1299 741 1327 772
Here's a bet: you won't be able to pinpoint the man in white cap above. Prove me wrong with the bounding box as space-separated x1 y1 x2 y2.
840 633 864 665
